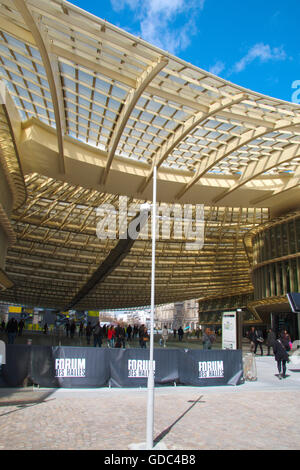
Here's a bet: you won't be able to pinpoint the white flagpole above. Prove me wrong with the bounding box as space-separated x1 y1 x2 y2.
146 164 157 450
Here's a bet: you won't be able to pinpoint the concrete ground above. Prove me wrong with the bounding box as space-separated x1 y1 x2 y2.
0 354 299 451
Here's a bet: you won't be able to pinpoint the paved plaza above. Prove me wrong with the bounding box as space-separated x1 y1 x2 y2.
0 355 299 451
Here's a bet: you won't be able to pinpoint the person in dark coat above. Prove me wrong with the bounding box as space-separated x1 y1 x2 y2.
178 326 184 342
266 328 276 355
6 318 18 344
138 325 149 348
93 321 103 347
70 320 76 339
18 319 25 336
133 325 138 340
85 321 92 345
273 332 290 379
126 324 132 342
248 326 264 355
115 323 126 348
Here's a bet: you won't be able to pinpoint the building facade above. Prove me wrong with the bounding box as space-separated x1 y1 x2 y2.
155 299 199 330
198 212 300 340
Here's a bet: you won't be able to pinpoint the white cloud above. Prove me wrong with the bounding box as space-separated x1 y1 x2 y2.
233 43 287 73
110 0 140 12
110 0 205 54
209 61 225 76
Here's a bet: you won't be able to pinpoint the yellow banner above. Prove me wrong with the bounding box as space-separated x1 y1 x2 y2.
88 311 99 317
9 306 22 313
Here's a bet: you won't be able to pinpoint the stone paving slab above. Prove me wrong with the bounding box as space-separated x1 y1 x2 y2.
0 357 299 450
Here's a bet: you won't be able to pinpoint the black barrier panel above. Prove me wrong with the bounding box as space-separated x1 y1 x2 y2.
109 348 180 388
178 349 243 386
0 345 243 388
154 348 180 385
0 345 31 387
52 346 110 388
30 346 59 388
109 348 151 388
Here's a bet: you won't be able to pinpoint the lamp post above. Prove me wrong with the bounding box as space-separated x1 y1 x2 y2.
146 164 157 450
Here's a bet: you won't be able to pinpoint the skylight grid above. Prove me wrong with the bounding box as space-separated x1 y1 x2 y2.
0 34 45 75
47 18 145 80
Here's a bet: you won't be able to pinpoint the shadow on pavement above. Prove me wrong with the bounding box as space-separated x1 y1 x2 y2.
154 394 205 446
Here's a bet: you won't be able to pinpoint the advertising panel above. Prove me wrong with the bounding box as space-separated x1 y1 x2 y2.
222 311 237 349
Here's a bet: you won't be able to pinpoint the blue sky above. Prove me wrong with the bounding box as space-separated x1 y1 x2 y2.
68 0 300 103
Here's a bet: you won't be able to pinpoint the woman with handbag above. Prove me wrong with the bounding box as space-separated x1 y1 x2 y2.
138 324 149 348
273 332 290 379
254 329 264 356
202 328 215 350
248 327 264 355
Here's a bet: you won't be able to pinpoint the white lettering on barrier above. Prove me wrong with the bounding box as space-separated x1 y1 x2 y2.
198 360 224 378
128 359 156 378
55 358 86 377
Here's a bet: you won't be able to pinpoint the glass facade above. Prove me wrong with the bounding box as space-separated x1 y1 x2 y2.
252 215 300 300
198 292 256 325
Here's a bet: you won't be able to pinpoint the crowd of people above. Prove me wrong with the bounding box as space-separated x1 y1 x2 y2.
1 317 295 376
246 326 292 356
0 318 25 344
246 326 293 379
0 317 189 348
62 320 198 349
63 320 152 348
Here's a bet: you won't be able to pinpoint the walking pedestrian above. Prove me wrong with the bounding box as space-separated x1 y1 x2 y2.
126 324 132 342
178 326 184 342
138 324 149 348
161 325 168 347
18 319 25 336
248 326 264 355
281 329 292 350
266 328 276 355
202 328 215 350
115 323 126 348
70 320 76 339
85 321 92 345
141 326 149 348
6 318 18 344
107 325 115 348
93 321 103 347
273 331 291 379
133 325 138 340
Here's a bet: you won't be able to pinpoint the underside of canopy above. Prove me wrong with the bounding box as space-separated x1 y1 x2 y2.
0 0 299 309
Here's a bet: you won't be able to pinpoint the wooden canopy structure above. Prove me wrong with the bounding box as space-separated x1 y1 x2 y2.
0 0 299 309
